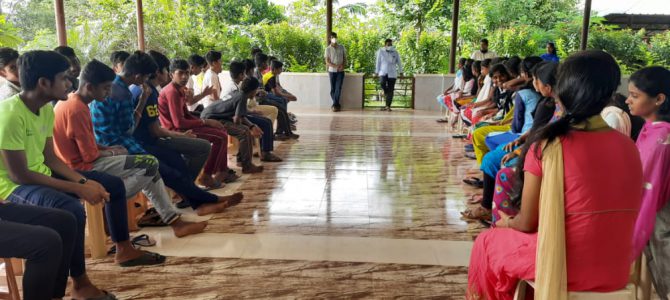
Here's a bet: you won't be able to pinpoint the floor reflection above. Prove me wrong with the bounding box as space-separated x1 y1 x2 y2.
205 109 485 241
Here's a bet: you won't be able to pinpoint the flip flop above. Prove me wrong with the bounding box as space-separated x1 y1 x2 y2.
132 234 156 247
137 208 167 227
464 152 477 160
436 118 450 123
463 177 483 188
452 134 467 139
118 251 166 267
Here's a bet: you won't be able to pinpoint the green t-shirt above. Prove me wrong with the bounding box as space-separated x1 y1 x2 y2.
0 95 54 199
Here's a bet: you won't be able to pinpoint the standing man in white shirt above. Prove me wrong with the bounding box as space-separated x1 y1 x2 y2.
375 39 403 111
325 32 346 112
471 39 497 61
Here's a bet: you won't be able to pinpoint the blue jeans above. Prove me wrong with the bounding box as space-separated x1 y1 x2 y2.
247 114 274 152
329 71 345 106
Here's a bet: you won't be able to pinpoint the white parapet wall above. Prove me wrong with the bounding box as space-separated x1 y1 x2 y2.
219 71 630 111
220 71 365 109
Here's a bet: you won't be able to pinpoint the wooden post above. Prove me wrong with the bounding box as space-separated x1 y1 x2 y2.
54 0 67 46
136 0 146 51
449 0 460 74
580 0 592 51
326 0 333 44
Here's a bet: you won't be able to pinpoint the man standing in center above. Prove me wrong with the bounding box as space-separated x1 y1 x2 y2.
325 32 346 112
375 38 403 112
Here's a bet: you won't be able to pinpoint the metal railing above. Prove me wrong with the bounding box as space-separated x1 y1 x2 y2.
362 75 415 109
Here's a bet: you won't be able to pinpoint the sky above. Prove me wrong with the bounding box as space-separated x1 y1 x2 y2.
269 0 670 16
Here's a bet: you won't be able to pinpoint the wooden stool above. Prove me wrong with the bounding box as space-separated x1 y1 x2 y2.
0 258 21 300
228 135 240 156
83 201 107 259
127 193 149 232
514 281 636 300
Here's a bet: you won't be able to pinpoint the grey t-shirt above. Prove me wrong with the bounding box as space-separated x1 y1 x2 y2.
200 90 248 120
325 44 346 73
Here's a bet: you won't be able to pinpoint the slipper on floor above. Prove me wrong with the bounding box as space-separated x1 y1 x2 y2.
452 134 467 139
436 118 450 123
464 152 477 160
107 234 156 255
118 251 166 267
462 177 483 188
132 234 156 247
137 208 167 227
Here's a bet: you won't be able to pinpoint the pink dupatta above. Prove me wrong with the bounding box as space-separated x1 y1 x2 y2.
632 121 670 259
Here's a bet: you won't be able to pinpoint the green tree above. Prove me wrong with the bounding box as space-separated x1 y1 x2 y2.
182 0 285 26
0 14 23 48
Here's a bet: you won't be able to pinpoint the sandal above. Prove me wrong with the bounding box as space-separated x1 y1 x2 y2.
137 208 167 227
460 206 492 221
132 234 156 247
107 234 157 255
462 177 483 188
118 251 166 267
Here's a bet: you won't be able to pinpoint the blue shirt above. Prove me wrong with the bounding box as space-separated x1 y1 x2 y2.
89 76 145 154
129 83 159 145
540 53 560 62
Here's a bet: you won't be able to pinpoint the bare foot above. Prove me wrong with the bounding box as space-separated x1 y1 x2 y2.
195 202 229 216
218 192 244 207
171 218 207 238
70 275 105 300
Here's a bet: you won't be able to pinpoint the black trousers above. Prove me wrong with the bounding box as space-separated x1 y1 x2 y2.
0 202 76 300
380 75 397 107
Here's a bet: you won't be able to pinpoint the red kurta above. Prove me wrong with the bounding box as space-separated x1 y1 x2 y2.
467 130 643 299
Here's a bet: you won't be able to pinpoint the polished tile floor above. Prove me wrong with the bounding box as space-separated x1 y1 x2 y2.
84 109 486 299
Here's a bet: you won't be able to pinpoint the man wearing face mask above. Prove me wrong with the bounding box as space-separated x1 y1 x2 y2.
325 32 346 112
375 39 403 111
471 38 497 61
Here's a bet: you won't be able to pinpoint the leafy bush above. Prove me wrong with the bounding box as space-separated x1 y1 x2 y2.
397 28 451 74
650 31 670 67
588 26 648 71
253 22 324 72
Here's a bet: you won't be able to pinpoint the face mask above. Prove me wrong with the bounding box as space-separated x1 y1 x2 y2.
331 38 337 44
